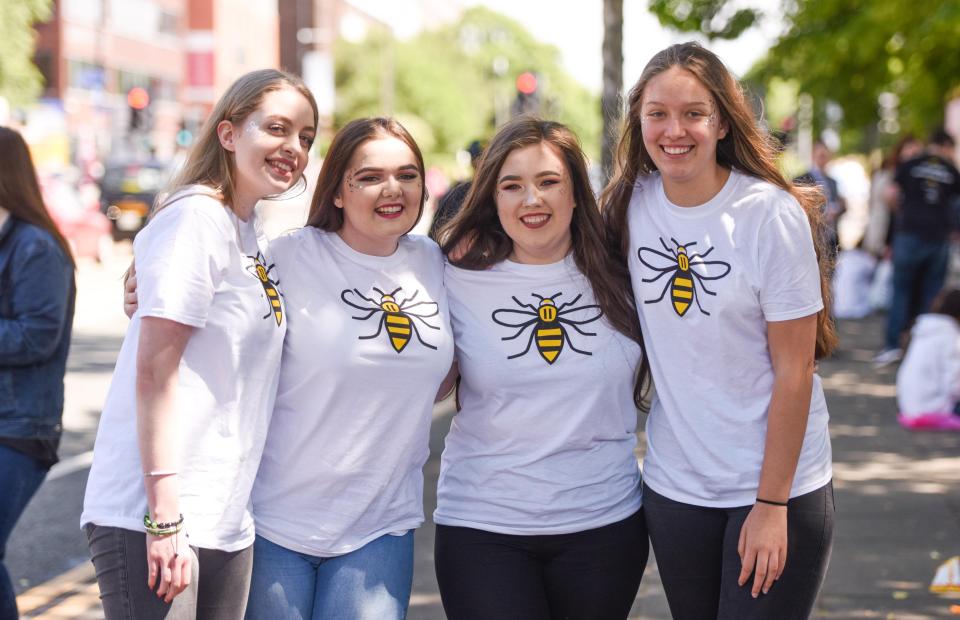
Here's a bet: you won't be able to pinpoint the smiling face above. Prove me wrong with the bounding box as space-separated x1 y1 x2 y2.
334 136 423 256
640 66 729 205
495 141 575 265
220 85 316 214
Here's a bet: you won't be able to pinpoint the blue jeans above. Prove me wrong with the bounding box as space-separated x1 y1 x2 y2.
246 532 414 620
0 445 47 620
885 233 949 349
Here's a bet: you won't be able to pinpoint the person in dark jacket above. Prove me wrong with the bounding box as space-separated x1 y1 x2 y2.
0 126 76 620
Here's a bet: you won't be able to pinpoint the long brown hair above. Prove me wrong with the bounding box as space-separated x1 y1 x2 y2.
306 117 427 233
440 116 651 409
601 42 837 358
0 126 75 267
160 69 318 213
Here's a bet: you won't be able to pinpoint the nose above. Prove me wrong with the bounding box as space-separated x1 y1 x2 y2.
522 185 541 207
382 175 402 197
663 115 685 138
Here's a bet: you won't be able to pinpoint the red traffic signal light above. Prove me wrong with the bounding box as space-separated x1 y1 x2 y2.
515 72 537 95
127 87 150 110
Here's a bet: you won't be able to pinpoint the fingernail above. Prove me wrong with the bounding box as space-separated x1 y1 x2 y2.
763 588 769 594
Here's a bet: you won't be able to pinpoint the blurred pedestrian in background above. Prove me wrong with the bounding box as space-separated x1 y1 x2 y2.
81 69 317 618
896 288 960 430
0 126 76 620
428 139 483 240
604 42 837 619
795 140 847 259
876 129 960 365
864 135 923 257
832 237 876 320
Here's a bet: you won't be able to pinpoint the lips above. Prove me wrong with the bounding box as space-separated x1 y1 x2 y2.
375 204 404 219
267 158 295 179
662 145 693 156
520 213 550 228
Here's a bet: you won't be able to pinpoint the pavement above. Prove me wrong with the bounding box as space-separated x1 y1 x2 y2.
9 248 960 619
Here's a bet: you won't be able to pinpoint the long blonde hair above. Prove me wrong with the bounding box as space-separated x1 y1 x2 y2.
601 42 837 358
158 69 318 213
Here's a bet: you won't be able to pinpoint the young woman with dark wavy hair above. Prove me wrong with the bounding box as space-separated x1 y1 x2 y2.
434 116 651 619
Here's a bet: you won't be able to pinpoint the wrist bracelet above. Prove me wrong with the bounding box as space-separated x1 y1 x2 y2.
143 513 184 536
143 470 178 477
755 497 789 507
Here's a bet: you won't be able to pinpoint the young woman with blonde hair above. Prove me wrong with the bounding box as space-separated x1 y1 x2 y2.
82 68 317 619
603 42 837 619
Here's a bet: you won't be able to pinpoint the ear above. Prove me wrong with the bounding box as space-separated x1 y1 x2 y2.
718 117 730 141
334 194 343 209
217 120 238 152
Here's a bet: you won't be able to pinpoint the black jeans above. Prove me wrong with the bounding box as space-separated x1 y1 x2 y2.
644 482 834 620
434 509 648 620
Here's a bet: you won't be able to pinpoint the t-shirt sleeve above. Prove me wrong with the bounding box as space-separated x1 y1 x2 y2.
757 197 824 321
135 200 231 327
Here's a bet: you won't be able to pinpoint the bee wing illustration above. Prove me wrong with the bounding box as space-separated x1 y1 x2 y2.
341 288 378 311
688 259 732 280
491 307 538 327
403 300 440 319
638 247 678 272
557 304 603 325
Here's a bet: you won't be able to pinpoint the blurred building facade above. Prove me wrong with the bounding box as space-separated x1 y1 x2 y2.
32 0 278 169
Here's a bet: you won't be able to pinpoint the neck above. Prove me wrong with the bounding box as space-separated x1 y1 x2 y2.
510 241 572 265
0 206 10 229
663 166 730 207
336 228 399 257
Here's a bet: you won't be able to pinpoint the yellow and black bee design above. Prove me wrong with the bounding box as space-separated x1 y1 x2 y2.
246 252 283 326
341 287 440 353
637 237 731 317
491 292 602 364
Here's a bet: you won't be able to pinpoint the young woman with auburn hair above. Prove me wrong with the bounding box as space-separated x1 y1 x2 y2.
602 42 837 619
434 116 650 619
82 68 318 618
0 127 76 620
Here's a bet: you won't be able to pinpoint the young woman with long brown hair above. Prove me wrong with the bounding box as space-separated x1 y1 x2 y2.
81 69 317 618
602 42 837 619
434 116 650 619
0 127 76 620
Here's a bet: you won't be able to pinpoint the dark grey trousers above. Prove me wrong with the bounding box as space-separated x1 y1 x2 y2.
86 524 253 620
643 481 834 620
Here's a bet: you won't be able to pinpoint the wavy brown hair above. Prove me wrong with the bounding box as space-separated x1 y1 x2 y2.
159 69 318 213
601 42 837 359
306 117 427 234
439 116 651 409
0 127 75 267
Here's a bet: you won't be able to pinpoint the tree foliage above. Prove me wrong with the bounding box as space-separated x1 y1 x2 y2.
648 0 760 40
334 7 600 167
0 0 52 105
649 0 960 148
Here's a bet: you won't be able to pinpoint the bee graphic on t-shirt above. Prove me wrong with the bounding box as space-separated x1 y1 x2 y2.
637 237 731 317
491 292 602 364
246 252 283 326
341 287 440 353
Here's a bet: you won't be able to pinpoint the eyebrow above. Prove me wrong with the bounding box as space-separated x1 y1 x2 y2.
352 164 420 175
497 170 562 183
264 115 316 132
643 100 712 107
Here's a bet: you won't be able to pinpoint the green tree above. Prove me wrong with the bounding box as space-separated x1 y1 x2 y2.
334 7 599 167
648 0 960 148
0 0 52 105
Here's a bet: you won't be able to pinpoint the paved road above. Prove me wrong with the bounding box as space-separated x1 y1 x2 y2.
10 248 960 618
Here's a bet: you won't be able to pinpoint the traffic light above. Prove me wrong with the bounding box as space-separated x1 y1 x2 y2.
127 87 150 131
512 71 539 116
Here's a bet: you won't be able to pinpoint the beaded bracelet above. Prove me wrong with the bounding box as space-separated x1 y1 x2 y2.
143 513 184 537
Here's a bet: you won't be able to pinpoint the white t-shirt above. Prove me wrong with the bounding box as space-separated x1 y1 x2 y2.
435 255 643 535
252 230 454 556
627 170 832 508
82 190 286 551
832 248 876 319
897 314 960 416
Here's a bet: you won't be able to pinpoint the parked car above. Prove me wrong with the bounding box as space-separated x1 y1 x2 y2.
99 162 167 240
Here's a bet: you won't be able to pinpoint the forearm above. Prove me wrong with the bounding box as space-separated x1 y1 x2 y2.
757 365 814 502
136 318 192 521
